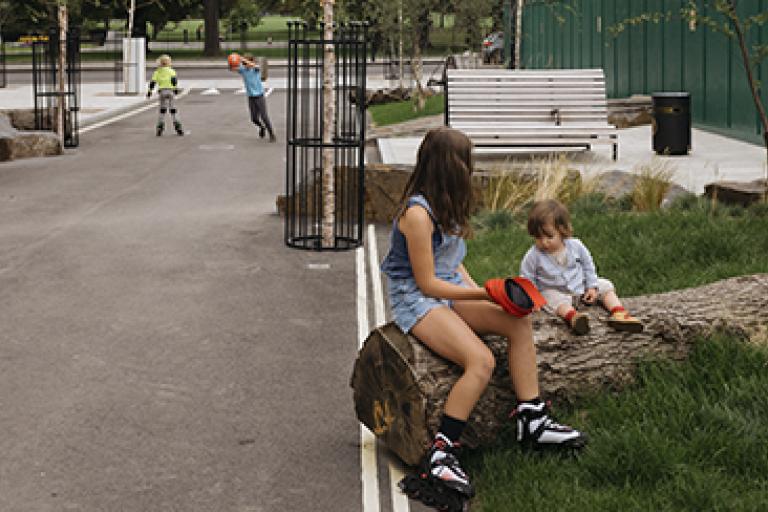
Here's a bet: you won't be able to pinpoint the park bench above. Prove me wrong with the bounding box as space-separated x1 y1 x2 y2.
444 68 619 160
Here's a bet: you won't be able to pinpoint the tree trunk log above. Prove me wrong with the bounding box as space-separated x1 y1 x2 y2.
350 274 768 466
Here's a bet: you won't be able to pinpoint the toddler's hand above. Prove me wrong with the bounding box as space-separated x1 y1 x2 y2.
581 288 598 304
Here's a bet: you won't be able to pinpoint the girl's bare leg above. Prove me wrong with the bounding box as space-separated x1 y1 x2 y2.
411 306 496 420
452 300 540 401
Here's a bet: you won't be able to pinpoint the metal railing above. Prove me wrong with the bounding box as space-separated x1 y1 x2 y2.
285 21 368 251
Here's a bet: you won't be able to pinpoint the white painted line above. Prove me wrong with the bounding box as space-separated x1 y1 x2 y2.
81 89 191 134
357 246 380 512
200 87 221 95
366 224 410 512
367 223 386 328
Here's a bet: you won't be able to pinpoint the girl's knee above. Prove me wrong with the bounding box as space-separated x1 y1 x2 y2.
467 349 495 383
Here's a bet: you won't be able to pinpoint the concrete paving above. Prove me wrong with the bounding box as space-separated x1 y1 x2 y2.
0 78 412 128
378 125 768 195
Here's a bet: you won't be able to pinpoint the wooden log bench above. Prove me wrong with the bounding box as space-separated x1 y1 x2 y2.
350 274 768 466
444 68 619 160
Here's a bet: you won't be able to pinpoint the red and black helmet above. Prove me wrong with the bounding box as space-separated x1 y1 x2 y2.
484 276 546 317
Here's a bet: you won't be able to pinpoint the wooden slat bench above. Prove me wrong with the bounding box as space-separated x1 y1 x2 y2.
444 68 619 160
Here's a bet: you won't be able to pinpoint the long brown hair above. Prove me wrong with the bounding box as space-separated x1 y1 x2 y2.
399 127 474 237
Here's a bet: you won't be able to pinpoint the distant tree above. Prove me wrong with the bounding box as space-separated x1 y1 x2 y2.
203 0 219 55
224 0 264 35
454 0 493 48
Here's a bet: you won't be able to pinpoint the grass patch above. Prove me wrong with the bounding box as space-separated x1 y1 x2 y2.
465 334 768 511
465 200 768 294
462 199 768 509
368 93 445 127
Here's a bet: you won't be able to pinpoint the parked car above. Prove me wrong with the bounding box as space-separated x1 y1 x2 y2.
482 31 504 64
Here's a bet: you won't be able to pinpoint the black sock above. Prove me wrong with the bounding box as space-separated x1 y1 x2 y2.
438 414 467 443
517 397 543 407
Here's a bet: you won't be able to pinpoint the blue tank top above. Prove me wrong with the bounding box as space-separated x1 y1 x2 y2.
380 195 466 281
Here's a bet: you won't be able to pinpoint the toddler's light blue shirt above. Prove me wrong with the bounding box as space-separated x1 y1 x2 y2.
520 238 599 295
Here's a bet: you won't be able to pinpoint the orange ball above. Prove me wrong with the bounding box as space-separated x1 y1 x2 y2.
227 53 241 69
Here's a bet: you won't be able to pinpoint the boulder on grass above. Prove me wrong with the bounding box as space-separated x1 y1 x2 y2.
704 179 768 207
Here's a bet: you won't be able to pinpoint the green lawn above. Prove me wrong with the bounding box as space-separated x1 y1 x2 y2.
369 93 445 127
462 197 768 510
465 196 768 294
466 334 768 511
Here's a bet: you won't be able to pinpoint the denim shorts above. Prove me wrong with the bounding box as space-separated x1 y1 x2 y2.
388 275 465 333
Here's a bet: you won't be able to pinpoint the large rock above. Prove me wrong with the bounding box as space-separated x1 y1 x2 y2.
0 109 38 130
0 113 61 162
351 274 768 466
276 163 494 224
704 179 768 207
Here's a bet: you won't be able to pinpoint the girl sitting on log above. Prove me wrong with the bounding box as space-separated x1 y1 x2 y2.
381 128 587 506
521 199 643 335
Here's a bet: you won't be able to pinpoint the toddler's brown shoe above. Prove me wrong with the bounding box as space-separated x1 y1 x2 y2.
607 310 643 333
570 312 590 335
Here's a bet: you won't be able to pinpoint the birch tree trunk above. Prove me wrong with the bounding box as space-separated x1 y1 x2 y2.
321 1 336 248
410 33 425 111
128 0 135 37
57 4 67 147
398 2 404 90
351 274 768 466
514 0 523 69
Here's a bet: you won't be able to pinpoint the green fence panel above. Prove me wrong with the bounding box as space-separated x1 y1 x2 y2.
683 6 706 125
645 0 665 96
522 0 767 145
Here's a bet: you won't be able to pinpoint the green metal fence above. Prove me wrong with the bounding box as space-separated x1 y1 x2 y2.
523 0 767 145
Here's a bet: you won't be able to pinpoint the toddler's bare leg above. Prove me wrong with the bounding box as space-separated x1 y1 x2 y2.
600 290 622 311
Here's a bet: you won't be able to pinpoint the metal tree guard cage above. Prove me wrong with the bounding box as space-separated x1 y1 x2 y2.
32 28 81 148
285 21 368 251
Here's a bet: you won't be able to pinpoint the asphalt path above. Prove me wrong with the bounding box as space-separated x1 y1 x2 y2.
0 90 370 510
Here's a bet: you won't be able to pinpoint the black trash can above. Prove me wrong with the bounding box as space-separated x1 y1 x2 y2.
652 92 691 155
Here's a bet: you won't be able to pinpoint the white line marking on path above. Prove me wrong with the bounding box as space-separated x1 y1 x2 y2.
357 246 381 512
367 224 410 512
81 89 191 134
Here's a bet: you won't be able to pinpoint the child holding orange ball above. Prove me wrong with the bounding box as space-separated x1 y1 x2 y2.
229 53 276 142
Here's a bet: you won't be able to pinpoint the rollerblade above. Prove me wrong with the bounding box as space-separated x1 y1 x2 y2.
174 120 184 136
156 122 164 136
399 434 473 512
513 401 588 451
